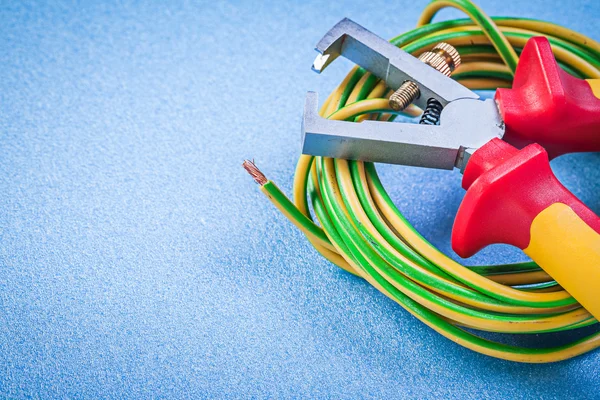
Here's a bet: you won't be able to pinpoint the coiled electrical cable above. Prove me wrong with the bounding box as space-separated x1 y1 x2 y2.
244 0 600 362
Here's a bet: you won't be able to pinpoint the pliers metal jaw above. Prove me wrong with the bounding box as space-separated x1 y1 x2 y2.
311 18 477 108
302 93 504 171
302 18 505 171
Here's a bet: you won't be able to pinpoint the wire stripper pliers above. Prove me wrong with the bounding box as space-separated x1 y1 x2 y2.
301 19 600 320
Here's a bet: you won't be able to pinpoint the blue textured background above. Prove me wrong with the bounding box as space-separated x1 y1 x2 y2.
2 0 600 398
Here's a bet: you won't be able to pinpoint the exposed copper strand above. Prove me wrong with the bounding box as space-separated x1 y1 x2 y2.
242 160 267 185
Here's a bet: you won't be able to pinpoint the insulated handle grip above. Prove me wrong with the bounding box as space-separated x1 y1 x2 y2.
523 203 600 318
495 37 600 158
587 79 600 97
453 139 600 319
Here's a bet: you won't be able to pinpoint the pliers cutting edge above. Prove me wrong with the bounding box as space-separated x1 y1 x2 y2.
301 19 600 319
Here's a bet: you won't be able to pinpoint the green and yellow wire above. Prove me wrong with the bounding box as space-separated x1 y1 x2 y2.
244 0 600 362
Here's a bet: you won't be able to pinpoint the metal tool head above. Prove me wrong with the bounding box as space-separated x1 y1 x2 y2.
312 18 478 109
302 19 506 171
302 93 504 171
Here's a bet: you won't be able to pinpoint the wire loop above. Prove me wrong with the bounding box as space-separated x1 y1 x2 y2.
256 0 600 362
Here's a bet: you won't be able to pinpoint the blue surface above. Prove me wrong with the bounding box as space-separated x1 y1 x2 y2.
2 0 600 398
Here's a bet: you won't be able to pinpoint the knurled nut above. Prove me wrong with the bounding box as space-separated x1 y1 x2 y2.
388 42 461 111
418 42 461 76
419 52 452 76
433 42 461 70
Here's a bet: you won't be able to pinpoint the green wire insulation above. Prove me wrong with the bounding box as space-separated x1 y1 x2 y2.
250 0 600 361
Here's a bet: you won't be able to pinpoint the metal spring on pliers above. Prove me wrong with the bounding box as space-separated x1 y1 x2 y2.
419 98 443 125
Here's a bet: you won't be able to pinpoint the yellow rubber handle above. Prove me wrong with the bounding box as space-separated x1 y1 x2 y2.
524 203 600 319
586 79 600 99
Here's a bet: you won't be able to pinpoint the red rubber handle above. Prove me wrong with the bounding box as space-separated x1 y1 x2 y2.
495 37 600 158
453 139 600 319
452 138 600 257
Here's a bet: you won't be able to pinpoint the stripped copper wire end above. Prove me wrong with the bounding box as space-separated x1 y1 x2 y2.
242 159 267 186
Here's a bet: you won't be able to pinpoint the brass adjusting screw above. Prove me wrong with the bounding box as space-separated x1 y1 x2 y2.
389 42 462 111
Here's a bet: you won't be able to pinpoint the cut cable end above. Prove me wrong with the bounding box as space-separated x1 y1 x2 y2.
242 159 267 186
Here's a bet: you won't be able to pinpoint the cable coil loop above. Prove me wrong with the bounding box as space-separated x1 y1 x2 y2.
247 0 600 362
